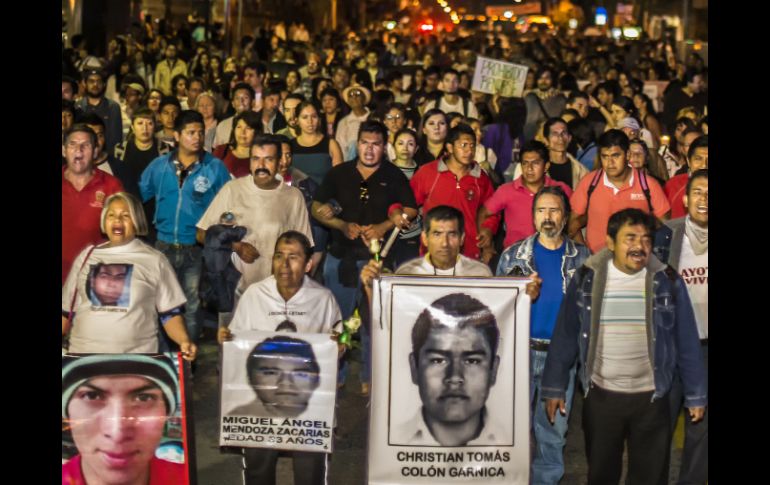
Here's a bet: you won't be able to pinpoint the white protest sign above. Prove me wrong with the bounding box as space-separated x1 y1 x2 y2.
368 276 531 484
220 331 337 453
472 56 529 98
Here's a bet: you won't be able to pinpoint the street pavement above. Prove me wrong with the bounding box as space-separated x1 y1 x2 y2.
191 335 683 485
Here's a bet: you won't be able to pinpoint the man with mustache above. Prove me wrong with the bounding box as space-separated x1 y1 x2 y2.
654 169 709 484
197 135 313 328
542 208 706 485
495 186 589 485
391 292 503 446
568 129 670 253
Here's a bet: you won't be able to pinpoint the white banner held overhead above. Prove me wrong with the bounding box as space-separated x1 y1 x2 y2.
368 276 531 484
220 330 337 453
471 56 529 98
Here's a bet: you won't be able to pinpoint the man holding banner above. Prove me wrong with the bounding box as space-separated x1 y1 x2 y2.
218 230 341 485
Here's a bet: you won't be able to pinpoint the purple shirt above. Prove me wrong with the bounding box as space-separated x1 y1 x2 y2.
484 176 573 248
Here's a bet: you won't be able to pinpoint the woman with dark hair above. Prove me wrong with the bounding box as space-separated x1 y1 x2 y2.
106 58 133 103
368 89 396 122
628 137 668 185
208 55 225 90
144 88 164 129
414 108 449 167
481 97 527 179
190 50 211 78
171 73 189 108
286 68 303 95
633 92 663 146
319 87 344 138
213 111 263 177
291 101 344 185
311 77 333 105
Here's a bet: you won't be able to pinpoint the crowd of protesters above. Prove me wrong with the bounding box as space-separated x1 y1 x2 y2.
62 14 708 485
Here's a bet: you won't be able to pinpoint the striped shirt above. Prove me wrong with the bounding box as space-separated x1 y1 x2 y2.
593 262 655 393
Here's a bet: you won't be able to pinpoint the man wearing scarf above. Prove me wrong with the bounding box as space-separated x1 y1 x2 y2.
653 169 708 484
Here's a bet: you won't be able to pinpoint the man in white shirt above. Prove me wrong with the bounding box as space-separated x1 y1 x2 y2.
653 169 708 484
197 136 314 327
421 68 478 118
218 230 340 485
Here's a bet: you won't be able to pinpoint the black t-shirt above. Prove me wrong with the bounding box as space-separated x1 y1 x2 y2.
314 160 417 259
548 160 573 189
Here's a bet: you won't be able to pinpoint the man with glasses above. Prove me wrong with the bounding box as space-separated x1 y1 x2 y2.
514 118 588 191
410 123 499 262
568 130 670 253
214 83 256 148
312 120 417 395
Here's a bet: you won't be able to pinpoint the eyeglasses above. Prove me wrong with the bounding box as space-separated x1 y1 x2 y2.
359 181 369 204
385 114 403 121
349 90 364 97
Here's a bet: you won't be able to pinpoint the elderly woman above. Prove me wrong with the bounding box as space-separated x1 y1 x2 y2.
195 90 219 152
62 192 197 360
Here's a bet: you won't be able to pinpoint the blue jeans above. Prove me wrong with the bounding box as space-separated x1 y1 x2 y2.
324 254 369 384
156 241 202 343
531 348 576 485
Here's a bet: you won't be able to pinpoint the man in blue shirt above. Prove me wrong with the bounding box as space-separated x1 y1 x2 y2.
140 110 230 343
496 186 590 485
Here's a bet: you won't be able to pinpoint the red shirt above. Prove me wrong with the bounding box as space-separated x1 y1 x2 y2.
213 145 250 178
664 173 689 219
484 176 572 248
410 159 499 259
62 167 123 282
62 454 185 485
571 168 670 253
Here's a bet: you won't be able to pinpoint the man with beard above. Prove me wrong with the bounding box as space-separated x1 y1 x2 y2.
256 86 287 134
197 135 313 327
275 94 305 140
523 68 567 141
496 186 589 485
479 141 573 250
654 170 709 484
76 69 123 152
568 130 670 253
542 208 706 485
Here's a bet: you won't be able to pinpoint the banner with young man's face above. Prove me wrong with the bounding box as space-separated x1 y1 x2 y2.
368 276 531 484
220 330 337 453
61 353 194 485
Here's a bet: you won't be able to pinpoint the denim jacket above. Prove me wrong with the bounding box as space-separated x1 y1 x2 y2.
541 248 707 408
496 234 591 294
652 217 687 269
139 150 230 245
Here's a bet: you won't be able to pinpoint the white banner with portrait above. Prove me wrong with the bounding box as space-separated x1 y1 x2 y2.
220 331 337 453
368 276 531 485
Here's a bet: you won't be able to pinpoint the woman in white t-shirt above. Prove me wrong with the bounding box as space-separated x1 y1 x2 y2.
62 192 197 361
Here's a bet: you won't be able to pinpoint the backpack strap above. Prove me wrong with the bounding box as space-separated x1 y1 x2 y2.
637 169 654 213
585 169 604 213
